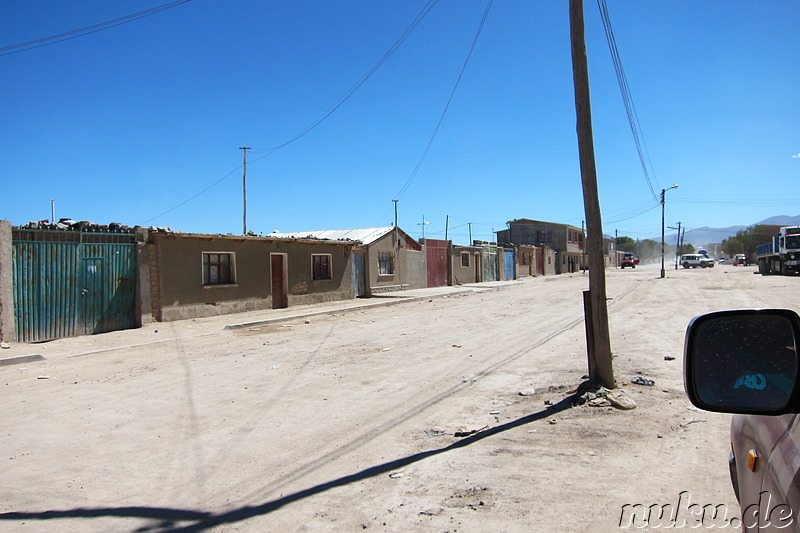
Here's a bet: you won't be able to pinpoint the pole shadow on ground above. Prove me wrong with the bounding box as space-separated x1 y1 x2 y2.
0 395 576 532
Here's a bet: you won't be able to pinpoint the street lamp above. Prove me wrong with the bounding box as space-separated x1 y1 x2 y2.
661 184 679 278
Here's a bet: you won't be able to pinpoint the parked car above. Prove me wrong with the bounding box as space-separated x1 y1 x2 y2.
684 309 800 531
734 254 748 266
680 254 715 269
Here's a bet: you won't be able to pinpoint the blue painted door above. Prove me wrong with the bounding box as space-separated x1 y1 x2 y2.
503 248 515 280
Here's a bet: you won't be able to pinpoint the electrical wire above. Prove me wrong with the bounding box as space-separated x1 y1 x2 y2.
0 0 193 57
596 0 659 202
247 0 442 163
141 1 440 226
139 165 242 226
392 0 495 201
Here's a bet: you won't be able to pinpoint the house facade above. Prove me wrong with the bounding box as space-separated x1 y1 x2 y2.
145 230 356 322
514 244 543 277
269 227 426 295
450 245 482 285
497 219 585 274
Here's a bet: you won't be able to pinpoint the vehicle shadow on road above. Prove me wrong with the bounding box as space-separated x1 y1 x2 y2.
0 395 576 532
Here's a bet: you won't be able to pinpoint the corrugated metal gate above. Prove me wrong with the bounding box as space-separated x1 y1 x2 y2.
425 239 449 287
481 245 498 282
12 229 137 342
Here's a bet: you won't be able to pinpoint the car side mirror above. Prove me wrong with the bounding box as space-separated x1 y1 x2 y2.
684 309 800 415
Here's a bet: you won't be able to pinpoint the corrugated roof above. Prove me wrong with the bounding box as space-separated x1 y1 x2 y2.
268 227 395 245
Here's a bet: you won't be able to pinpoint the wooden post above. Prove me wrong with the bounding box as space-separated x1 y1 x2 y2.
569 0 615 388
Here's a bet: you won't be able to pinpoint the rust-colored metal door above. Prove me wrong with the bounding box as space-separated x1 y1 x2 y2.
270 253 287 309
425 239 449 287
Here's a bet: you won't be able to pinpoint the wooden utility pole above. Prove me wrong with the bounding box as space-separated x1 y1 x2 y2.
239 147 250 235
569 0 615 388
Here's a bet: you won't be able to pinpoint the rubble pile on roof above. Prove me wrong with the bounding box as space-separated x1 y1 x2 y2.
16 219 172 234
268 227 394 246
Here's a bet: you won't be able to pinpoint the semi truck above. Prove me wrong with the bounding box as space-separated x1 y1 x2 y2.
756 226 800 275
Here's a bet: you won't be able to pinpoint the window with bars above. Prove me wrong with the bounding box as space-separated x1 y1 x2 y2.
312 254 332 280
460 252 470 268
378 252 394 275
203 252 235 286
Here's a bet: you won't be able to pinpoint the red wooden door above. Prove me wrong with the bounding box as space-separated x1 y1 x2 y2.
270 254 287 309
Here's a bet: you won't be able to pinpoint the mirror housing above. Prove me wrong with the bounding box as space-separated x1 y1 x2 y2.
684 309 800 415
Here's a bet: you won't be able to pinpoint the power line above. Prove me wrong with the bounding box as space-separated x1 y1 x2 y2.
142 2 441 227
596 0 659 202
139 165 242 226
392 0 495 200
247 0 442 163
0 0 193 57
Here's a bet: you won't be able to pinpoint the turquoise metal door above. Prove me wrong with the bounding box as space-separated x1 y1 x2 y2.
12 230 136 342
80 257 104 334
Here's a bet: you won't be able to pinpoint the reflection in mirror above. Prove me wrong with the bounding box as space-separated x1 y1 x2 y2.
691 314 798 411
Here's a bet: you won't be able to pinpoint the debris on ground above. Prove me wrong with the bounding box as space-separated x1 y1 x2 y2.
679 418 707 429
518 389 536 396
664 356 676 361
588 397 611 407
631 376 655 386
606 389 637 410
454 425 489 438
570 382 637 410
389 471 404 479
0 342 10 349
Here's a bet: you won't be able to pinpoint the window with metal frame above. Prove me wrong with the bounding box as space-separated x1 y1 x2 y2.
312 254 332 280
461 252 470 268
203 252 235 286
378 252 394 275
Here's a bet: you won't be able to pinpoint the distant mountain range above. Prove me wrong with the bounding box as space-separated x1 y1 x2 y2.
649 215 800 246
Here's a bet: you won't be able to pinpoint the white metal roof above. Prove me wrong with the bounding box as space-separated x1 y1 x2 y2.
267 227 395 246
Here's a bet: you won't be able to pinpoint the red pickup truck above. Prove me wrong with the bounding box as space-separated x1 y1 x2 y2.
621 252 639 269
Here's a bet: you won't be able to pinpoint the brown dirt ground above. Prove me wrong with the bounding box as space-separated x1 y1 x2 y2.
1 262 797 532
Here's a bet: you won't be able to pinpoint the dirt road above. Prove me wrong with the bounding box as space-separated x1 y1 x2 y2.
1 263 796 532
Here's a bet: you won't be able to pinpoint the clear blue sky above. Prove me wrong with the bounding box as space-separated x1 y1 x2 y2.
2 1 798 245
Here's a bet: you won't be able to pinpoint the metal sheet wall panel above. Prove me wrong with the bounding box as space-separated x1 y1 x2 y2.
13 241 80 342
12 235 136 342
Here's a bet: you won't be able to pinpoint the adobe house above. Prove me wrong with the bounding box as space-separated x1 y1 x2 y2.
268 227 426 295
145 230 356 321
496 218 585 274
450 244 482 285
514 244 542 277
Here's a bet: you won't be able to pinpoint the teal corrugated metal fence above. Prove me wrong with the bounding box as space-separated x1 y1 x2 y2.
12 230 136 342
